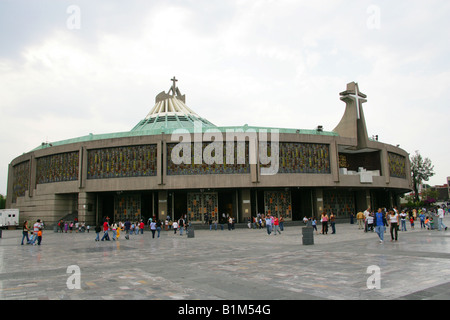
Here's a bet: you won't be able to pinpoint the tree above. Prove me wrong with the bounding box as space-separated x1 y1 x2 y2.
421 188 439 206
410 150 435 202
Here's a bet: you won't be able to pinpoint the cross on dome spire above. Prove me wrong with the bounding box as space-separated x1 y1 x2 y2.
170 76 178 95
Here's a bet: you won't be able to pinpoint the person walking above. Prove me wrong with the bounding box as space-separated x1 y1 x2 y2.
321 212 329 235
124 219 131 240
410 216 415 230
116 222 122 239
273 216 281 235
265 215 272 235
156 220 162 238
150 220 157 238
21 221 30 245
111 222 118 241
28 219 42 245
374 208 387 243
94 224 101 241
356 211 364 230
437 206 448 231
311 217 318 234
139 221 145 235
366 211 374 232
419 210 426 229
101 220 110 241
388 210 399 241
330 212 336 234
37 229 43 245
400 210 408 231
178 217 185 236
172 220 178 234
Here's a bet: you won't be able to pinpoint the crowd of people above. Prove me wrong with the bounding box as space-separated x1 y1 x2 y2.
300 212 337 235
20 219 43 245
354 206 448 243
56 219 90 233
296 205 449 244
246 214 284 235
19 205 448 246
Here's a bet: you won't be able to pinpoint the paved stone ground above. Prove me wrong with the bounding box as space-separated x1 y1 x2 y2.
0 217 449 301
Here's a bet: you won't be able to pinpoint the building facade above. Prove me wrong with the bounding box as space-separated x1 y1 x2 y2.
6 80 412 226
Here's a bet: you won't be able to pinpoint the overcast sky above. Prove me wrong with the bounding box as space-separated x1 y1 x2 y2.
1 0 449 195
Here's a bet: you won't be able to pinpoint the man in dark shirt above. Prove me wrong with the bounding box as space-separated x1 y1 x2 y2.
124 219 131 240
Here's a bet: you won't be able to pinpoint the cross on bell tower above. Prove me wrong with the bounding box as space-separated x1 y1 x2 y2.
340 82 367 119
333 82 370 149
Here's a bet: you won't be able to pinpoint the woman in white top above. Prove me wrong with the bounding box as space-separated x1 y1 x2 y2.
389 210 399 241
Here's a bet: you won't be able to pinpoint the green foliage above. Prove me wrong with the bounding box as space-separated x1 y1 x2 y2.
402 194 424 208
0 194 5 209
410 150 435 202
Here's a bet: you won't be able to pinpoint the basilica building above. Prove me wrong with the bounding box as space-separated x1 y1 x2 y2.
7 79 412 226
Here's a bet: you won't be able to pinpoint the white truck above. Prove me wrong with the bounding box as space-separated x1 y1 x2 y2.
0 209 20 228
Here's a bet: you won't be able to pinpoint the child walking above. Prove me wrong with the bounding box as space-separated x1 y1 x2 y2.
37 230 43 245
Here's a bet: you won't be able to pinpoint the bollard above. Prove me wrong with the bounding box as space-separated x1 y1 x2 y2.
187 224 195 238
302 226 314 245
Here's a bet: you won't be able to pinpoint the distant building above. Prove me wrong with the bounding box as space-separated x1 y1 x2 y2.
430 184 450 202
7 80 412 226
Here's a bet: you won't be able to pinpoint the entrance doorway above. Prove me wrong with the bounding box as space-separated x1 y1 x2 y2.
187 192 218 223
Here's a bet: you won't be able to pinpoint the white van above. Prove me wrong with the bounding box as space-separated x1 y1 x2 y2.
0 209 20 228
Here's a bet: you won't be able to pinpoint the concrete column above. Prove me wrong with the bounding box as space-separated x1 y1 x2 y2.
330 141 340 182
29 154 36 198
78 192 96 226
79 147 87 189
240 189 251 223
356 189 371 212
315 189 324 217
381 148 390 185
6 163 14 208
158 190 168 221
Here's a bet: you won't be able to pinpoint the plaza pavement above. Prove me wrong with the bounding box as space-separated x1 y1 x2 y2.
0 217 449 301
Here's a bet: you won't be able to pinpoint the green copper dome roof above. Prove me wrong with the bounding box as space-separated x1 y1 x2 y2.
31 77 337 152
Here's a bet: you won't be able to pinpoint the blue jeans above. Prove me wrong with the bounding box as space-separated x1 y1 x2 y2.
95 232 100 241
438 218 447 231
28 234 37 244
375 226 385 241
401 220 407 231
21 231 29 245
266 225 272 235
101 230 109 241
157 227 161 238
273 225 281 235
